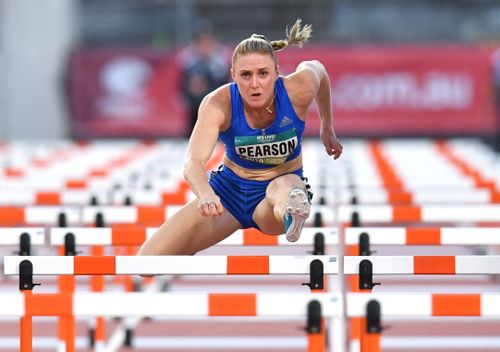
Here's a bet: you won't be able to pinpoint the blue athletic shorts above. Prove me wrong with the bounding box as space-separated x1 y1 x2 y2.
209 165 311 229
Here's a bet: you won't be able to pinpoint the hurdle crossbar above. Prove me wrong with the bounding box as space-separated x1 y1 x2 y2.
0 207 80 225
345 227 500 245
339 188 498 204
0 228 45 245
2 292 500 317
4 255 339 275
50 227 338 246
7 255 500 275
340 205 500 223
344 255 500 274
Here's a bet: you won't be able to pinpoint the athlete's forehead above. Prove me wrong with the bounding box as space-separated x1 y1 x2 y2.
233 52 275 71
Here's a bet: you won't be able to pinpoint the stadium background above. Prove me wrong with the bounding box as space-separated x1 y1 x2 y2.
1 0 499 140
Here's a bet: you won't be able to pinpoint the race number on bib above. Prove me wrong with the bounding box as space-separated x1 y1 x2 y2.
235 128 298 165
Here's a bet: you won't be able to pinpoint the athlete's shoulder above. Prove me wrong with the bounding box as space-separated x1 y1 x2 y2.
283 61 322 92
203 83 231 109
198 83 232 130
281 64 318 111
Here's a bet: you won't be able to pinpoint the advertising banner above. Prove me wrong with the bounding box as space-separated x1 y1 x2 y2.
69 46 497 138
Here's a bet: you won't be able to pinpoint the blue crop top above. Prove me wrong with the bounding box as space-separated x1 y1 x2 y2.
219 77 305 170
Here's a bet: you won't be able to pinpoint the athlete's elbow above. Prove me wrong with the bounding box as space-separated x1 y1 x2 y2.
183 159 201 184
183 160 194 182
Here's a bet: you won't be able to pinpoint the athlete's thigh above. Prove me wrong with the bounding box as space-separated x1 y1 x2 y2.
138 199 242 255
252 199 283 235
252 173 305 235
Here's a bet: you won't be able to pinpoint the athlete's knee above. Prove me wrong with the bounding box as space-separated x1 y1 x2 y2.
267 175 294 196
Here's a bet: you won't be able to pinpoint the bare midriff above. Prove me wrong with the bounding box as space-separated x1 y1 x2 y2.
223 153 303 181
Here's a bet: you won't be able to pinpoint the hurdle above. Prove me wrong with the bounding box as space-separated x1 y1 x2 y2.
9 254 500 278
0 204 332 228
49 226 338 248
0 228 45 256
340 204 500 224
48 226 338 348
5 290 500 352
345 227 500 250
337 187 500 205
4 255 338 277
0 206 80 226
6 256 337 352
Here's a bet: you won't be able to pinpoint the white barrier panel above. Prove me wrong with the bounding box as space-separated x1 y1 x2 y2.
0 205 333 225
339 205 500 223
338 188 493 204
0 228 45 245
2 292 500 317
345 227 500 245
7 255 500 275
3 255 339 275
343 255 500 274
50 227 339 246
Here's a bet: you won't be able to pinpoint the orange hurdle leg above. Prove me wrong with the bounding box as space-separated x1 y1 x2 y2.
20 291 32 352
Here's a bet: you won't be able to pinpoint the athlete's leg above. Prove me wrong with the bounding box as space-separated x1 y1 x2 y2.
252 174 310 239
137 199 241 256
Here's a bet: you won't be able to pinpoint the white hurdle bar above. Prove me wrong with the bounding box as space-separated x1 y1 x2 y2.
0 206 334 225
2 292 500 318
337 188 499 204
49 227 338 246
345 227 500 245
0 228 45 245
6 255 500 275
339 205 500 223
0 206 81 225
3 255 339 275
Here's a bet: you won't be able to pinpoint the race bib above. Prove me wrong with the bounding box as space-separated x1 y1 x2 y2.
234 128 298 165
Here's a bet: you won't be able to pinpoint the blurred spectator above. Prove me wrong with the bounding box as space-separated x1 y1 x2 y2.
177 19 230 137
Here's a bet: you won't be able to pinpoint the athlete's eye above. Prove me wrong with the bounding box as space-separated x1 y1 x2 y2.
259 71 268 77
241 72 250 78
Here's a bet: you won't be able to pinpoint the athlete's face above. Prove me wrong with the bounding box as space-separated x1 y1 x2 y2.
231 53 279 111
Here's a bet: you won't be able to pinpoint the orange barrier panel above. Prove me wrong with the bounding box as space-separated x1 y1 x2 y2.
414 256 455 274
432 294 481 316
243 228 279 245
227 256 269 274
406 228 441 245
74 256 116 275
208 294 257 316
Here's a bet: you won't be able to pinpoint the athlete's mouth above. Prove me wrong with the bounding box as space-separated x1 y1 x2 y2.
251 93 261 97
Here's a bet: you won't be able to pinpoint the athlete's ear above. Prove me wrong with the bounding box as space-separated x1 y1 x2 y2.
231 67 235 81
276 65 280 78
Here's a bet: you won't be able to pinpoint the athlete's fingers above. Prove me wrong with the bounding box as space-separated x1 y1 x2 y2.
215 202 224 215
199 201 212 217
208 202 219 217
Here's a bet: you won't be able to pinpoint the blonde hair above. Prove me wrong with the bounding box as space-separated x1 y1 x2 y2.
232 19 312 66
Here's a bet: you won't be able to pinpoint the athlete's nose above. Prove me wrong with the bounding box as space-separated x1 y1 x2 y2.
251 75 259 88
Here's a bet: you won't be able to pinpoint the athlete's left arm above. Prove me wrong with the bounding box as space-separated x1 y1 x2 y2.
293 60 343 160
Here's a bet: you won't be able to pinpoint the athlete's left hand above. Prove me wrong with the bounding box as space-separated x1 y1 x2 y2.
320 128 343 160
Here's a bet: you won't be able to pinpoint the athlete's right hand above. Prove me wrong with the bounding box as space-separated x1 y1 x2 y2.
198 193 224 218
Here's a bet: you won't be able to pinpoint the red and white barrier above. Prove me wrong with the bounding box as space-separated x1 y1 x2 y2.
7 255 500 275
2 292 500 318
346 227 500 245
344 255 500 274
339 205 500 223
0 228 45 245
50 227 338 246
4 255 339 275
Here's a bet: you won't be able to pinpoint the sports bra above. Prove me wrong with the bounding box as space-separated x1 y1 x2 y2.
219 77 305 170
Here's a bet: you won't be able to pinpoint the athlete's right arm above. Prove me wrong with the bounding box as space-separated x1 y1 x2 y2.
183 87 229 217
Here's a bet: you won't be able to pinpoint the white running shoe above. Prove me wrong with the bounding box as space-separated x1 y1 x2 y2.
284 188 311 242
